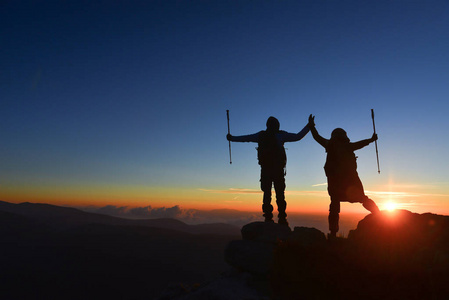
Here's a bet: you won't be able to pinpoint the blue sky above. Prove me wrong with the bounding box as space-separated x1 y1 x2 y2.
1 1 449 214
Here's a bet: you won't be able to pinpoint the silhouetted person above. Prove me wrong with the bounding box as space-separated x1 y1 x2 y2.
227 116 310 225
308 115 380 238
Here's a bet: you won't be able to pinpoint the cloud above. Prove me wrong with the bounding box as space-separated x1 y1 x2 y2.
79 204 260 226
145 206 183 218
199 187 329 198
199 187 447 200
128 206 152 217
380 183 448 190
365 190 449 198
96 205 129 216
88 205 186 219
312 183 327 187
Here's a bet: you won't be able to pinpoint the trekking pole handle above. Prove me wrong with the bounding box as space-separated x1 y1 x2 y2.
226 110 230 134
371 109 380 174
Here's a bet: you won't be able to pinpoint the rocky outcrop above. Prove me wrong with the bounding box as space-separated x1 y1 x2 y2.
272 210 449 299
225 222 325 276
225 222 290 275
348 209 449 249
158 210 449 299
347 210 449 273
240 221 292 242
157 222 326 299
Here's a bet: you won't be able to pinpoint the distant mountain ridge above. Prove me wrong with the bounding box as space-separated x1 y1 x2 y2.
0 200 240 235
0 200 241 299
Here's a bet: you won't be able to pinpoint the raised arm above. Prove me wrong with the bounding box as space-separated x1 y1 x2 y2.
227 132 260 143
308 115 328 148
351 133 378 151
281 124 310 142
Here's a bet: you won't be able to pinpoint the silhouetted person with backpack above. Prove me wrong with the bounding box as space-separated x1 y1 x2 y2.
227 116 310 225
308 114 380 238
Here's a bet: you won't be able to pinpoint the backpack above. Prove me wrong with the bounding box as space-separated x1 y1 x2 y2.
324 142 357 177
257 130 287 167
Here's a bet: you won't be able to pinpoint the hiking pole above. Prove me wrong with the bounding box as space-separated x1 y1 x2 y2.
226 110 232 164
371 109 380 174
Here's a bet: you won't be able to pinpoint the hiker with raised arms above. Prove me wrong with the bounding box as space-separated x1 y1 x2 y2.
227 116 310 226
308 114 380 238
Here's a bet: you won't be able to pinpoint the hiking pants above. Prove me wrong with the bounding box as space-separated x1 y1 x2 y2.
328 196 379 234
260 165 286 220
327 173 379 234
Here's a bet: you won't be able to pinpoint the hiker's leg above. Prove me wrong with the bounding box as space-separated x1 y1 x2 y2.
329 199 340 236
273 167 287 224
260 167 274 221
362 196 380 214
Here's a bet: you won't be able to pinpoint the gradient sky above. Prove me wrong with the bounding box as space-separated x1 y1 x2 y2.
2 1 449 216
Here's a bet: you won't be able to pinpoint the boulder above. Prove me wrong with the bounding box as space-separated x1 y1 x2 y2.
348 210 449 273
226 222 327 276
348 210 449 250
289 226 326 248
225 222 293 276
241 221 291 243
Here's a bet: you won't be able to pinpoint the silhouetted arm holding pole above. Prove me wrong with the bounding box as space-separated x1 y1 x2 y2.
351 133 378 150
227 132 260 143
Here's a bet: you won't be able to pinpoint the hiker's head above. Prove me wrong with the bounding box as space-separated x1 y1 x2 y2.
266 116 280 132
330 128 350 143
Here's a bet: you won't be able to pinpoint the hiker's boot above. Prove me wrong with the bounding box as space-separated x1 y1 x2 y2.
278 217 289 226
278 210 288 226
327 232 337 241
265 217 274 223
262 201 274 223
328 211 340 234
263 212 274 223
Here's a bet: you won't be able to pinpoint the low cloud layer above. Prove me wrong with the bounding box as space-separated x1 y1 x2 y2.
76 204 374 233
81 204 260 226
92 205 186 219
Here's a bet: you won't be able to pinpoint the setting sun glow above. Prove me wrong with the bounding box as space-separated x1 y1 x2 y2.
384 201 398 212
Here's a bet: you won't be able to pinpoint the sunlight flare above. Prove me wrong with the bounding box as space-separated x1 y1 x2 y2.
384 201 398 212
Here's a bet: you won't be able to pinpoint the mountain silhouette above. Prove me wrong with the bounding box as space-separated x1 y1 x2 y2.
0 200 240 235
0 200 240 299
4 200 448 300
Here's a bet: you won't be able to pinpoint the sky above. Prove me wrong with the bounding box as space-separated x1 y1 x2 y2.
2 1 449 220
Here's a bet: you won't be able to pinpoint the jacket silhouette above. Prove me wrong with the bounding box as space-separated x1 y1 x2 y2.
227 116 310 225
308 115 379 237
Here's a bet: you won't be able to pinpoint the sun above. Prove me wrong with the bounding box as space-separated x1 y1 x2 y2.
384 201 397 212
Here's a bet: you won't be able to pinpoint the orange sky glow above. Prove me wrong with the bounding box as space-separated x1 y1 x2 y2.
2 182 448 216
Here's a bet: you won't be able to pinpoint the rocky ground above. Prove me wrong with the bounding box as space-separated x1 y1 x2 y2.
157 210 449 300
